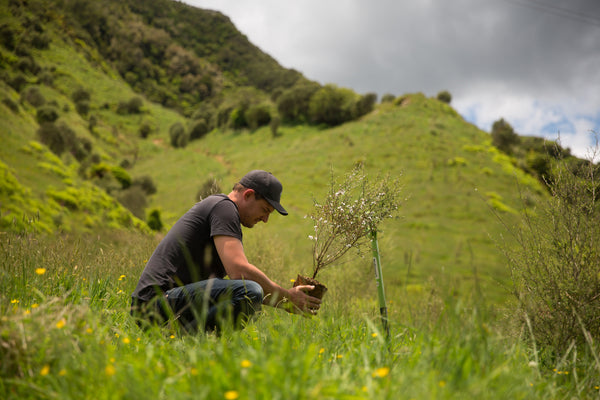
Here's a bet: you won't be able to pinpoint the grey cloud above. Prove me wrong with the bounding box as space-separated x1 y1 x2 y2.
188 0 600 156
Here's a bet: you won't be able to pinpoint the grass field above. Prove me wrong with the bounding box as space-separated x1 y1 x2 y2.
2 229 600 399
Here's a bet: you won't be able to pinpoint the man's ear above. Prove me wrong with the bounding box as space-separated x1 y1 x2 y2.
242 188 255 201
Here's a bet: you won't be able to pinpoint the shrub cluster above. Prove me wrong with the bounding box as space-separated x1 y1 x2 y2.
278 83 376 127
31 97 95 163
189 120 209 140
36 106 59 124
210 88 275 132
21 86 45 107
72 87 91 116
169 122 188 148
138 121 153 138
491 118 519 155
117 97 144 115
245 104 272 130
116 186 147 220
436 90 452 104
505 141 600 357
380 93 396 103
133 175 157 196
491 117 581 188
277 83 319 123
147 208 163 231
88 162 158 221
37 121 92 162
2 97 19 112
116 174 158 221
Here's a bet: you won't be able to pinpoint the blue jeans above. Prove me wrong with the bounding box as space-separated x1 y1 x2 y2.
163 278 263 333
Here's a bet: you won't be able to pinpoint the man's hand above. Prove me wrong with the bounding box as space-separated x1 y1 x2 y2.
284 285 322 315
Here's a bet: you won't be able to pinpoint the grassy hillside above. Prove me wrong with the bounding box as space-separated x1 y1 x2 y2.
5 1 600 398
0 23 184 233
131 93 544 303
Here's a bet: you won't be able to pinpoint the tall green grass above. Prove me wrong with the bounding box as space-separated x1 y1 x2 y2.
3 230 600 399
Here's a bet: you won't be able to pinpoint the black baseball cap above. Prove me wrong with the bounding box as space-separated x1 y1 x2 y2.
239 170 288 216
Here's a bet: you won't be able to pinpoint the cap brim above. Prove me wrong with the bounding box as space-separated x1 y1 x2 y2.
266 198 288 216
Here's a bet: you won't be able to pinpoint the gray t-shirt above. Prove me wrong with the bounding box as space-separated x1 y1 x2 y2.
131 195 242 302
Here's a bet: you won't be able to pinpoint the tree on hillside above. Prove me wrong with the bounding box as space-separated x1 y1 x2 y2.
277 83 320 123
169 122 188 148
381 93 396 103
437 90 452 104
491 118 520 155
308 84 356 126
353 93 377 118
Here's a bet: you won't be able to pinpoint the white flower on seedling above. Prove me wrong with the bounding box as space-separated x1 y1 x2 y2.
307 166 401 280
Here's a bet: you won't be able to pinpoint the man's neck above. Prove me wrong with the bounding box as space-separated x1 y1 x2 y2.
228 191 241 207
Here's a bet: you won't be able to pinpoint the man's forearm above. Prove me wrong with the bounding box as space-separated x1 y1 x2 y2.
228 262 289 306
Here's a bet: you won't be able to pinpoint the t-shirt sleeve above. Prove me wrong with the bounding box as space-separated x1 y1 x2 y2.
209 199 243 241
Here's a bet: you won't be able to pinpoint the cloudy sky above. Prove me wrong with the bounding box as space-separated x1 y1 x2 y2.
184 0 600 159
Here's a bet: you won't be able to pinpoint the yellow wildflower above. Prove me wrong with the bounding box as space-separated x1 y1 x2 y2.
224 390 239 400
122 337 130 344
10 299 19 304
105 365 116 376
35 268 46 275
56 318 66 329
240 360 252 368
118 275 126 281
59 369 67 376
40 365 50 376
371 333 378 338
32 303 39 308
372 367 390 378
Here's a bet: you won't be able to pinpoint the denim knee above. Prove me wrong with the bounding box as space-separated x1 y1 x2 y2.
243 280 264 305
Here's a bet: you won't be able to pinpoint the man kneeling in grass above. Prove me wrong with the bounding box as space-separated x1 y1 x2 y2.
131 170 321 333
